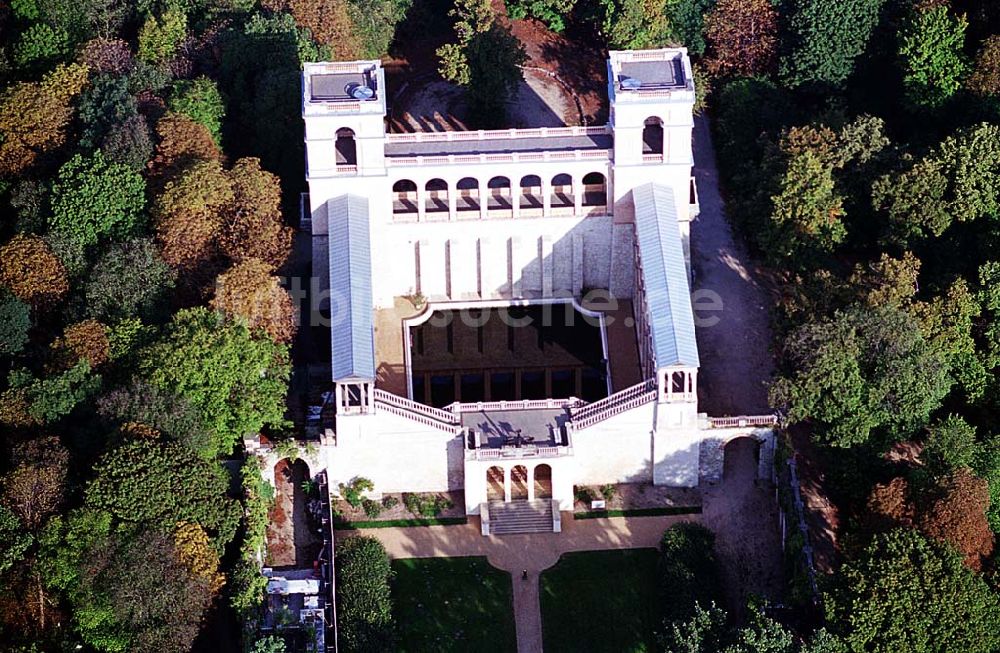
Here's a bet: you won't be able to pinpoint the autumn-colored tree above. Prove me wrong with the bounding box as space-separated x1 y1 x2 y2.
919 468 994 570
288 0 359 58
865 476 915 532
0 234 69 306
48 320 110 371
1 436 70 531
703 0 778 77
174 522 225 594
848 252 921 308
148 113 221 182
219 158 292 268
78 37 134 74
0 63 89 176
967 35 1000 96
153 159 233 276
212 259 297 343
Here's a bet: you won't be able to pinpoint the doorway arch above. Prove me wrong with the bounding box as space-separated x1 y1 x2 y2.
534 464 553 499
487 466 505 501
511 465 529 500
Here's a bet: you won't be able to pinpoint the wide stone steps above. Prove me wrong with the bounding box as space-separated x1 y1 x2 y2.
488 499 553 535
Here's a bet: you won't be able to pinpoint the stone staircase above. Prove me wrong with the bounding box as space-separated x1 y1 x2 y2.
488 500 553 535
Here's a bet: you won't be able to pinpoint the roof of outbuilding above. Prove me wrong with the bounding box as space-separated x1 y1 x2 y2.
632 183 699 368
327 194 376 381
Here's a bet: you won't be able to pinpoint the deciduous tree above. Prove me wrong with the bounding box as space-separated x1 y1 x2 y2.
48 320 110 371
780 0 886 88
335 536 395 651
922 415 978 476
0 63 88 176
137 8 187 65
771 304 953 447
219 157 292 268
1 436 69 531
0 234 69 306
86 238 175 322
0 290 31 356
967 34 1000 96
829 529 1000 652
84 439 240 548
167 77 226 145
49 151 146 248
703 0 777 77
899 5 968 110
212 259 297 343
137 307 290 455
148 112 221 181
919 468 994 570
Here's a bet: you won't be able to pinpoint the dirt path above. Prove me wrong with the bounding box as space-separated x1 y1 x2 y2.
340 513 697 652
690 116 774 417
701 438 784 618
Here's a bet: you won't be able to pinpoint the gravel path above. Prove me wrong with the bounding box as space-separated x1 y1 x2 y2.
690 116 774 417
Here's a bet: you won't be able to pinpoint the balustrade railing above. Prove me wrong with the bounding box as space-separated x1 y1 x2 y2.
372 389 460 431
708 415 778 429
469 444 567 461
386 149 613 167
570 378 657 429
385 125 609 144
447 397 584 414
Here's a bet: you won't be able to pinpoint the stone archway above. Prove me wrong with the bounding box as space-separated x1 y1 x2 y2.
511 465 529 500
721 436 761 486
534 464 553 499
487 466 505 501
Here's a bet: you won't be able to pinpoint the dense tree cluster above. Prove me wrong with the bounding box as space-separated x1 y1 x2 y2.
695 0 1000 647
0 1 309 649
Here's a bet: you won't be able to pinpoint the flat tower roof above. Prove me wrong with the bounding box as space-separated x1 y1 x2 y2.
618 58 685 90
310 71 375 102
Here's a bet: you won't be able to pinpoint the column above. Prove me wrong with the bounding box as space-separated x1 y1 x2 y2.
573 179 583 216
503 467 511 503
417 186 427 222
527 466 535 501
512 188 520 219
542 178 552 216
448 187 457 221
479 183 488 220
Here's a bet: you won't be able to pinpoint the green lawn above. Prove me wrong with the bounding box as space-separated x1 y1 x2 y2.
390 556 517 652
540 549 660 653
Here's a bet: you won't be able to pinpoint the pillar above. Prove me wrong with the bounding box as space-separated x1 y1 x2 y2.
417 186 426 222
512 188 520 219
527 465 535 501
542 178 552 216
479 182 488 220
503 467 511 502
448 186 457 221
573 179 583 216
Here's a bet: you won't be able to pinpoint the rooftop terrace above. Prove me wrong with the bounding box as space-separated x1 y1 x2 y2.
384 126 613 158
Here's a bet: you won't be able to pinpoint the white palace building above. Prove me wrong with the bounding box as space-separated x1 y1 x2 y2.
286 48 775 534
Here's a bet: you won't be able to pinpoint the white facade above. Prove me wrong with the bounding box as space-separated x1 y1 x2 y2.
294 50 775 528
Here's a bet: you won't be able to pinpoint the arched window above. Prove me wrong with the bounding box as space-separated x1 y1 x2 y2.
581 172 607 212
392 179 417 218
550 173 573 210
425 178 448 216
642 117 663 156
487 176 512 215
335 128 357 166
456 177 480 216
519 175 542 213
